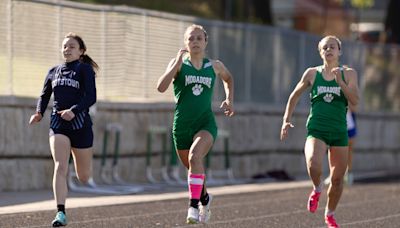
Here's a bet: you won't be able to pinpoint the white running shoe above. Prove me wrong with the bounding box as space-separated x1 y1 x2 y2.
345 172 354 185
186 207 199 224
324 176 331 185
199 194 213 223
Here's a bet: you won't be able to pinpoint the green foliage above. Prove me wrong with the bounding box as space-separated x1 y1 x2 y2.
69 0 272 25
351 0 374 8
69 0 222 19
337 0 374 8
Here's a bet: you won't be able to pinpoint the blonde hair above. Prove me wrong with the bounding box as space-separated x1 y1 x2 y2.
318 35 342 52
184 24 208 41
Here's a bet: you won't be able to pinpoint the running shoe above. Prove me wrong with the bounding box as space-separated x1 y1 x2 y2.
199 194 213 223
324 176 331 185
52 211 67 227
325 214 340 228
186 207 199 224
344 172 354 186
307 190 321 213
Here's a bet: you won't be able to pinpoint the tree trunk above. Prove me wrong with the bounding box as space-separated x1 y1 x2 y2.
384 0 400 44
251 0 273 25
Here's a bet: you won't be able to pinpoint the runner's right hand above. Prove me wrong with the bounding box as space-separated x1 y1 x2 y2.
280 122 294 140
29 112 42 125
175 48 188 63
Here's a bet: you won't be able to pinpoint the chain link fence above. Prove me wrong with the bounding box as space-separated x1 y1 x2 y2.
1 0 400 112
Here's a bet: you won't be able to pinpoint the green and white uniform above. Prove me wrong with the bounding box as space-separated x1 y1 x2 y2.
172 57 218 150
306 66 348 146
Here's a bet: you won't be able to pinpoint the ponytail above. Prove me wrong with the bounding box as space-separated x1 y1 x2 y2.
80 54 99 72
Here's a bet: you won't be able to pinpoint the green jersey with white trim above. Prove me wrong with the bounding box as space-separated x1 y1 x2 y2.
306 66 348 132
173 57 216 127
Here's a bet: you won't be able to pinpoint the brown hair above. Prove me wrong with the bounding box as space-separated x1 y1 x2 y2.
65 32 99 72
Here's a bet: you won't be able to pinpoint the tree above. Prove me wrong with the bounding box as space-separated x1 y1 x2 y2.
251 0 273 25
349 0 373 8
337 0 375 39
384 0 400 44
221 0 272 25
73 0 272 25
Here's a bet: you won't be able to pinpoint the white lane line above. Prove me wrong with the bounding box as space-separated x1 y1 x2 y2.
176 209 306 228
16 189 400 228
177 196 400 227
16 195 303 228
16 209 186 228
342 213 400 226
1 180 312 215
315 213 400 228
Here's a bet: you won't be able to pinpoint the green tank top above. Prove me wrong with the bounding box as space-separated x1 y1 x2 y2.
306 66 348 132
173 57 216 126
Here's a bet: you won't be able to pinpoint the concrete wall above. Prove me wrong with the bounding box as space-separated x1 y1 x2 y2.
1 96 400 191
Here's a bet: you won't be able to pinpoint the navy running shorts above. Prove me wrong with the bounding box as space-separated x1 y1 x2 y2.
347 112 357 138
50 127 93 148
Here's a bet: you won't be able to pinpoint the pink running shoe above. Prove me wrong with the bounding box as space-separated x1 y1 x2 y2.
307 190 321 213
325 214 339 228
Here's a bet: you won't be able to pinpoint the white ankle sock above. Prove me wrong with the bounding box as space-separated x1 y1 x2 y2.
325 209 334 216
314 182 323 192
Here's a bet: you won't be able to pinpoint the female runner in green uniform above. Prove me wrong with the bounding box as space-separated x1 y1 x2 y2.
280 36 359 228
157 24 234 224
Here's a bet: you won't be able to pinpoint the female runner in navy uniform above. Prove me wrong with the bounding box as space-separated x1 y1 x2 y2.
29 32 98 227
345 103 357 185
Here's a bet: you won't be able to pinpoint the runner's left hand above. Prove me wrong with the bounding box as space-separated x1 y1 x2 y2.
331 67 344 85
220 99 234 117
57 109 75 121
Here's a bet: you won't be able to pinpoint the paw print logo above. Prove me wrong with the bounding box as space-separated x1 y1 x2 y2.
192 84 203 96
323 93 334 103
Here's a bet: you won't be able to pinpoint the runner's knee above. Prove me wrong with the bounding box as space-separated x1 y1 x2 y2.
188 152 203 168
54 161 68 177
76 171 90 183
330 176 344 187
